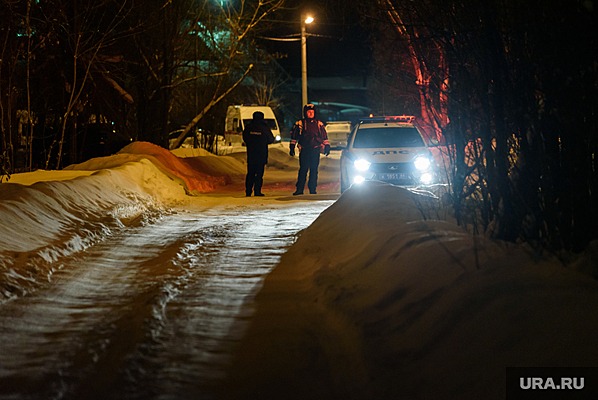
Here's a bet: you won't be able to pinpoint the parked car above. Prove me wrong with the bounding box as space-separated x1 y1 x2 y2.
340 116 437 193
325 121 352 149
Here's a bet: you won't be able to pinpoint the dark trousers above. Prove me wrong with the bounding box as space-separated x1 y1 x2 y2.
246 163 265 195
296 147 321 193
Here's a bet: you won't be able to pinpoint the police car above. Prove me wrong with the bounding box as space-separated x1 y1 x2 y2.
340 116 437 193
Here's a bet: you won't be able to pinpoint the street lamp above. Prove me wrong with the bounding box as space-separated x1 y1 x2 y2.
300 14 314 108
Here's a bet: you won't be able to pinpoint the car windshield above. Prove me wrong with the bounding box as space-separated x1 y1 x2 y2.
243 118 278 130
353 126 425 148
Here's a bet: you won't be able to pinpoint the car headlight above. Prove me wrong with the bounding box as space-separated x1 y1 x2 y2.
354 158 371 171
353 175 366 185
419 172 434 185
414 155 432 171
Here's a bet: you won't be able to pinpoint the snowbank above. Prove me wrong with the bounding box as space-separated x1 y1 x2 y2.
0 142 240 301
0 158 188 300
227 181 598 400
66 141 229 194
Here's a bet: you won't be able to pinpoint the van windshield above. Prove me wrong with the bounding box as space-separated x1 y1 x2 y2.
243 119 278 131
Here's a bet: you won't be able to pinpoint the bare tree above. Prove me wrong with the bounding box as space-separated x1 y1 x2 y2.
170 0 284 149
379 0 448 142
0 0 42 175
246 57 288 108
371 0 597 251
39 1 131 168
2 0 287 170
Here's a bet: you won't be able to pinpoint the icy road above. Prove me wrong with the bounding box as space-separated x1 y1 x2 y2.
0 199 334 399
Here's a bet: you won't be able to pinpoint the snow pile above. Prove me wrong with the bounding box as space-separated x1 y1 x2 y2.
0 142 236 301
66 141 229 194
227 181 598 399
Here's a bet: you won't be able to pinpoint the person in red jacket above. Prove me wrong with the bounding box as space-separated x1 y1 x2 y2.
243 111 275 196
289 103 330 195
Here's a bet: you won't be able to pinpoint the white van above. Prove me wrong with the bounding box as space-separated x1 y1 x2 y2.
224 105 281 146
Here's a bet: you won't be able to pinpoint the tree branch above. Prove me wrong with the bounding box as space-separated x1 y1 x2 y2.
171 63 254 149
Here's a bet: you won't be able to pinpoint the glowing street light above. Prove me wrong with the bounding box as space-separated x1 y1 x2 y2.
300 14 314 108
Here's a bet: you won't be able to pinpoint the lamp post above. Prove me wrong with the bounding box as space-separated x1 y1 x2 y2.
300 14 314 108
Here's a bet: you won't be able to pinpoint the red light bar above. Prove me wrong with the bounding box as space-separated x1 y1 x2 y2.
384 115 416 122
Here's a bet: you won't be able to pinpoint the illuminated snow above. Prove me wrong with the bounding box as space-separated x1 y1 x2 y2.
1 141 597 399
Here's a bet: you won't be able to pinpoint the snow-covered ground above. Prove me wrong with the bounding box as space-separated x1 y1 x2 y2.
1 141 598 399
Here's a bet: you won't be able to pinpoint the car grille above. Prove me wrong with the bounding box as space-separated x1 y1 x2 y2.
370 163 412 173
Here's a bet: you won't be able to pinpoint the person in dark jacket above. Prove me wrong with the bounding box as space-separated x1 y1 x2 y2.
289 103 330 195
243 111 275 196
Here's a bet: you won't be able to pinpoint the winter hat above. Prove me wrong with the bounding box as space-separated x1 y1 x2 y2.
303 103 316 119
253 111 265 120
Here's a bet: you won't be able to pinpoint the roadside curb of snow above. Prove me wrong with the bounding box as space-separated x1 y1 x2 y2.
228 181 598 399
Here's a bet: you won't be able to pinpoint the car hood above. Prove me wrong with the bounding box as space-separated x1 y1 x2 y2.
346 147 429 163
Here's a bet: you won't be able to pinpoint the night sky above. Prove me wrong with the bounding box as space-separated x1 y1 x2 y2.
259 1 371 79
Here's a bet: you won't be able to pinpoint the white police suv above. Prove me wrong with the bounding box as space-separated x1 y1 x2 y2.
340 116 437 193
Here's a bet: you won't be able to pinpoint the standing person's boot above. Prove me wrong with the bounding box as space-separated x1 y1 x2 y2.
293 182 304 195
254 174 264 196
